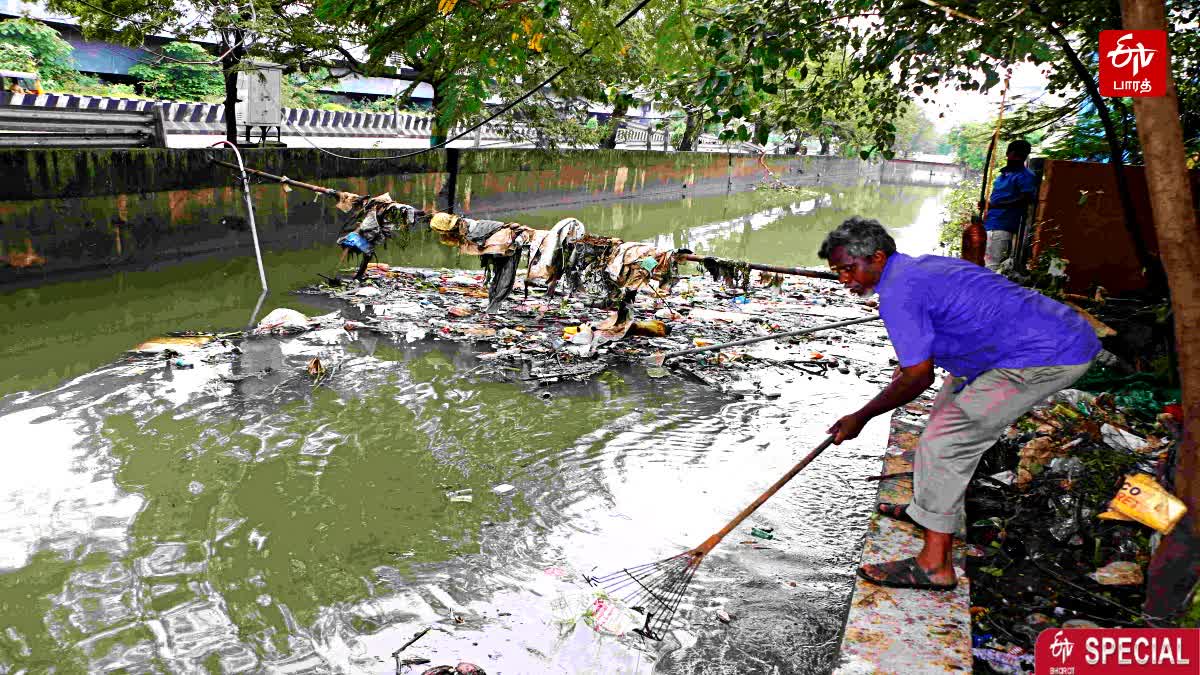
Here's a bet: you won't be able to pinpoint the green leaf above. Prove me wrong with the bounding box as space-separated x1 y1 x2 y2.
537 0 560 19
695 24 708 39
981 67 1000 92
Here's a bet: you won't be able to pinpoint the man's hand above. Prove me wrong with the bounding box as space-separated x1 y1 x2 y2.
828 413 867 445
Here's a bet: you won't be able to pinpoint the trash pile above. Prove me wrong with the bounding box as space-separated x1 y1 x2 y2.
299 260 886 390
965 366 1184 673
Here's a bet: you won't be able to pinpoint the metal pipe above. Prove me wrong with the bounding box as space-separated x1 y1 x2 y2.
676 253 837 280
210 142 268 294
661 314 879 361
210 158 342 196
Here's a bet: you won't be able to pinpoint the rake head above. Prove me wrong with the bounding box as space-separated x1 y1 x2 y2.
584 548 705 641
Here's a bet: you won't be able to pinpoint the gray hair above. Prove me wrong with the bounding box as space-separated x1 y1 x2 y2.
818 216 897 260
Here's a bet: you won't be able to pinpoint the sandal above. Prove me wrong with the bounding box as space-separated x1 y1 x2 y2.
857 557 957 591
876 502 918 526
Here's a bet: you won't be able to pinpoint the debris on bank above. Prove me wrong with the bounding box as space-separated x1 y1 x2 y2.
200 163 885 390
964 366 1184 673
295 261 886 390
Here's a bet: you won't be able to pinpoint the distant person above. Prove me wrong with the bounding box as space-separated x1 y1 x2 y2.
980 139 1037 271
819 217 1099 591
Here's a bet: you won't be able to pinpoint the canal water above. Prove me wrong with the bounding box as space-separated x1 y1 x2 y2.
0 183 948 673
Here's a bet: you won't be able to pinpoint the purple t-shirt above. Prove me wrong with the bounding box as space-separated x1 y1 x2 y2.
875 253 1100 381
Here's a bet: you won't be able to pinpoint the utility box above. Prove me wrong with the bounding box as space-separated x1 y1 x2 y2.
235 62 282 127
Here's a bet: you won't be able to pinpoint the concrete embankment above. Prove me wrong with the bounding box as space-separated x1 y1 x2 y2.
0 147 955 286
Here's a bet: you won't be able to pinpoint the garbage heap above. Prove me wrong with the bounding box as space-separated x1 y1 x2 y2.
966 365 1185 673
299 262 886 390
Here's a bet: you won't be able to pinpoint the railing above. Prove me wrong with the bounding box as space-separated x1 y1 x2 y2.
696 133 764 154
0 92 764 153
0 102 166 148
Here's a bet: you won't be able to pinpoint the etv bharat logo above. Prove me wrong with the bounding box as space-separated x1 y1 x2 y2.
1051 630 1075 664
1099 30 1168 97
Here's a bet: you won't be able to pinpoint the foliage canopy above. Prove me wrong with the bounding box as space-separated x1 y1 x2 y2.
128 42 225 101
0 18 78 84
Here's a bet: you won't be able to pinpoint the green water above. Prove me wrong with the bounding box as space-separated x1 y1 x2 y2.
0 339 690 671
0 184 945 397
0 181 946 671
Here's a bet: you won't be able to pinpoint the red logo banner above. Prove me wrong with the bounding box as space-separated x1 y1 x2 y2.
1036 628 1200 674
1099 30 1168 97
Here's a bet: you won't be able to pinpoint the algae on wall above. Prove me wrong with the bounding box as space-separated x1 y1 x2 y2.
0 148 452 201
2 146 759 201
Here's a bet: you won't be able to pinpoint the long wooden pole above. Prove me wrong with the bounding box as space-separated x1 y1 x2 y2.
694 435 836 555
676 253 837 280
208 160 839 284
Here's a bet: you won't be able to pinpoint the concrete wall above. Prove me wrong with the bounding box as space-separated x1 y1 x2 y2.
0 147 884 287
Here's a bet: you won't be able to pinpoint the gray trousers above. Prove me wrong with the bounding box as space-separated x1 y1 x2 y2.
984 230 1014 271
907 362 1093 534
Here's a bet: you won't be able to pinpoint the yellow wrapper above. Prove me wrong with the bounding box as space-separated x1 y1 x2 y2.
1108 473 1188 534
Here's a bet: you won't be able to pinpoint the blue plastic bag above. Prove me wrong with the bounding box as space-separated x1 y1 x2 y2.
339 231 372 255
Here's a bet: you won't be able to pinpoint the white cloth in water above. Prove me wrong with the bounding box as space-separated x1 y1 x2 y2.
528 217 586 281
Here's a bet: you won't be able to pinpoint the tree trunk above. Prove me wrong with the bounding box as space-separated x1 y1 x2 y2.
601 100 628 150
221 35 247 145
677 111 700 151
1120 0 1200 621
1045 21 1167 292
431 86 449 147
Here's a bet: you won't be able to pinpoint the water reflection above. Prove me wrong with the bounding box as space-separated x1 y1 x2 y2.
0 326 896 671
0 181 946 672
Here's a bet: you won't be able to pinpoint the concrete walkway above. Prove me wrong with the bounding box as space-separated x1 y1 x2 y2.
835 395 974 673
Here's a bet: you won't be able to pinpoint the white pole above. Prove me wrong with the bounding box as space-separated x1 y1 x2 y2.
211 140 269 294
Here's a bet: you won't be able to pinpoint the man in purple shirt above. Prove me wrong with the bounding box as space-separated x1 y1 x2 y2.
819 217 1100 591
